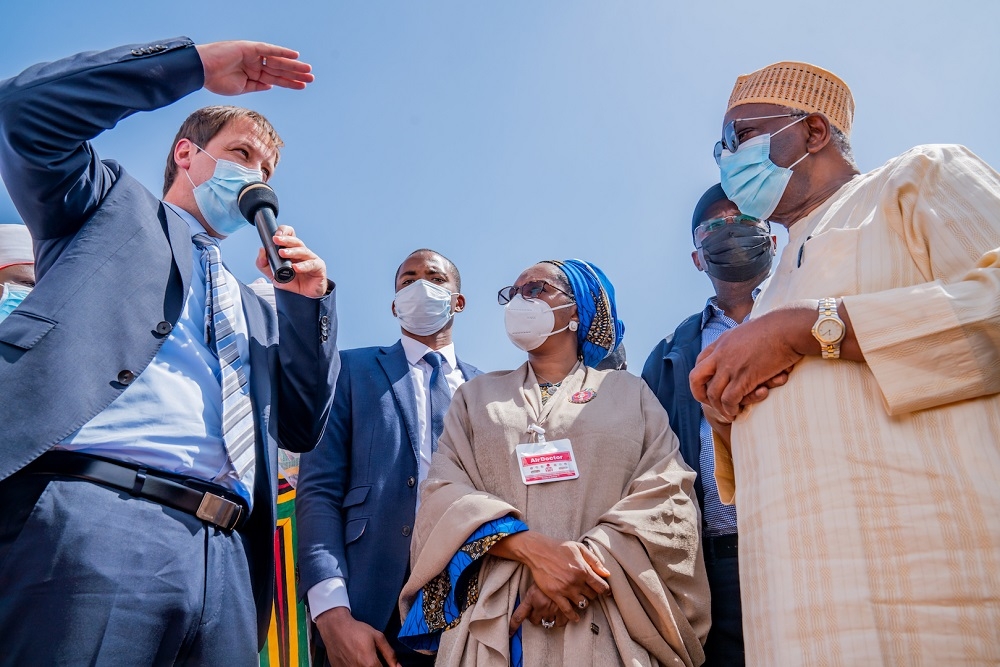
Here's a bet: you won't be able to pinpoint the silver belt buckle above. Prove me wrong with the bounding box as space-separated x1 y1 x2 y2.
196 492 242 530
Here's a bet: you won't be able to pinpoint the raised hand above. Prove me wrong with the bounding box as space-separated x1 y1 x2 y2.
195 40 314 95
255 224 329 298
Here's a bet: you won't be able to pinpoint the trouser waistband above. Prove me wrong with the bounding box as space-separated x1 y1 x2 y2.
20 451 248 531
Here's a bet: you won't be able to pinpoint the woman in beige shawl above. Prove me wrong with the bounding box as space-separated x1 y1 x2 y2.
399 259 709 667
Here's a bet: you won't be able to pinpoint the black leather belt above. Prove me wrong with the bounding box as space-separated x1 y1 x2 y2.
704 533 738 561
22 451 248 531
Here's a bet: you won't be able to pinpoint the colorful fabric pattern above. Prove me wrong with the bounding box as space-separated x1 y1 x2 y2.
543 259 624 368
399 516 528 653
259 472 311 667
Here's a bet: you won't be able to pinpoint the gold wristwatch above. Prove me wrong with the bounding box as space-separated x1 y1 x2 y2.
811 298 846 359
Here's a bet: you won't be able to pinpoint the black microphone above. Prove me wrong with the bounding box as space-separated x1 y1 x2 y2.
237 182 295 284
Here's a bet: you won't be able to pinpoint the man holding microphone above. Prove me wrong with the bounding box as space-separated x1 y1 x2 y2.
0 37 338 664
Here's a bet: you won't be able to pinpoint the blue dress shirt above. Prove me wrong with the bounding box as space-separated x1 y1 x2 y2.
57 204 254 503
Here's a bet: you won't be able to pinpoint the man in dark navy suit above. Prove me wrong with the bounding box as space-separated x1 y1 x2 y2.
297 249 481 667
642 184 776 667
0 38 338 665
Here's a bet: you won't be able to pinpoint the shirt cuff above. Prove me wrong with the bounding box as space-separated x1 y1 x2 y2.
307 576 351 621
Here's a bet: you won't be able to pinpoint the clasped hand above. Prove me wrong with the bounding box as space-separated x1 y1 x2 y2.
502 534 610 635
689 307 812 421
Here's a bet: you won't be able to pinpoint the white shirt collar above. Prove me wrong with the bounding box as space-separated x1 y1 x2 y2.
399 335 457 369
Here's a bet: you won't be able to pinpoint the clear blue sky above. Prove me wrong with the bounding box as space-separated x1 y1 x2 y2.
2 1 998 373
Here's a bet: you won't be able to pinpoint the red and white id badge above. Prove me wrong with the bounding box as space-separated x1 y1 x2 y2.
516 439 580 485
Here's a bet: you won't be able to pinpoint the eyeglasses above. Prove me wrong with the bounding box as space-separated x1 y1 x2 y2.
497 280 572 305
694 214 769 247
713 113 806 165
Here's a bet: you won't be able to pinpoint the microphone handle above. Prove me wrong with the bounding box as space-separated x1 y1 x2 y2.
254 207 296 284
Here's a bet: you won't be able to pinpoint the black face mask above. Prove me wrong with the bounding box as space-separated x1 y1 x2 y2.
699 224 773 283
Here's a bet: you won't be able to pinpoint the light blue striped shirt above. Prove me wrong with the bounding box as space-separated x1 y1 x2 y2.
698 291 759 537
57 204 253 504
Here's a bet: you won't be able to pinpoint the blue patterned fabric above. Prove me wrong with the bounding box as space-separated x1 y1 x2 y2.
545 259 625 368
511 611 524 667
399 516 529 654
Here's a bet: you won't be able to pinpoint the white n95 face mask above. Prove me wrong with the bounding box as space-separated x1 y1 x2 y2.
504 294 576 352
394 279 455 336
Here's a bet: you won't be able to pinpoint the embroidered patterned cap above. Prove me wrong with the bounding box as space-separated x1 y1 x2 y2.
727 61 855 137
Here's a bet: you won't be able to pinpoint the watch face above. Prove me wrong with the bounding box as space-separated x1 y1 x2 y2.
816 317 845 342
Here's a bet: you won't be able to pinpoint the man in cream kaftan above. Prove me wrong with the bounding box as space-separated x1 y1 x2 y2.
693 60 1000 666
719 145 1000 664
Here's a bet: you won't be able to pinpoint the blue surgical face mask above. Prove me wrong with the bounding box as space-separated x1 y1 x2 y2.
0 282 31 323
184 144 264 237
719 116 809 220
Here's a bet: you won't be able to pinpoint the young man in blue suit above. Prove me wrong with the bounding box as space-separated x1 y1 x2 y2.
0 39 338 665
641 184 775 667
297 249 481 667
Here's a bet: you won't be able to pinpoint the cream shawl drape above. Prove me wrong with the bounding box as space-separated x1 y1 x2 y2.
400 362 709 667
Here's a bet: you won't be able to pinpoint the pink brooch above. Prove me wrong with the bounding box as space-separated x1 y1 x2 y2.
570 388 596 404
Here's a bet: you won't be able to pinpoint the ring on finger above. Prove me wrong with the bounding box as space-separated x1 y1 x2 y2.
577 599 588 610
541 618 555 630
261 56 268 67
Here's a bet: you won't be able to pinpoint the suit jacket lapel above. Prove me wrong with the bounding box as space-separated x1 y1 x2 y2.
161 203 192 302
457 359 480 381
377 341 421 463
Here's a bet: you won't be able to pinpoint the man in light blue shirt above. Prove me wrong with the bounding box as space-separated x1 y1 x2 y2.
642 184 775 667
0 38 338 665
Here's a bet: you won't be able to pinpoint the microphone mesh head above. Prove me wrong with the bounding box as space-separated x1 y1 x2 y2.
237 182 279 221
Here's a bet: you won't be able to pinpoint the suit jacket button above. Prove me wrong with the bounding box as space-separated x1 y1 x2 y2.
407 476 416 488
321 315 329 326
155 321 173 335
401 525 411 537
131 49 142 56
117 370 136 385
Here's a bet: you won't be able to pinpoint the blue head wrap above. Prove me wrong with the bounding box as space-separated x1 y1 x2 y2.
544 259 625 368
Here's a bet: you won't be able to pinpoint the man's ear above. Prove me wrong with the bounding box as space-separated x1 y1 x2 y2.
391 300 397 318
452 293 466 313
692 249 706 272
804 113 832 153
173 138 196 172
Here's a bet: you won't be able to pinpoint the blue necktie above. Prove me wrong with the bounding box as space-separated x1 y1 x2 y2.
194 234 255 481
422 351 451 452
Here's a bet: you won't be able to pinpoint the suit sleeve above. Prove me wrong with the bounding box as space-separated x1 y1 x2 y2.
273 287 339 452
0 38 204 241
296 350 353 597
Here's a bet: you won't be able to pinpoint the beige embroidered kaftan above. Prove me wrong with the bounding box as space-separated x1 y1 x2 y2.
715 144 1000 666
